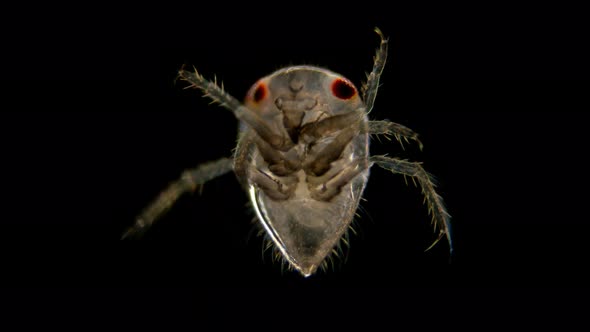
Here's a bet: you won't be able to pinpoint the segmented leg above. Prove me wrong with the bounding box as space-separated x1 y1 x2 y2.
122 157 234 239
362 27 388 113
300 111 363 140
370 155 453 254
308 159 368 201
304 125 359 176
368 120 424 151
249 167 298 201
178 68 293 151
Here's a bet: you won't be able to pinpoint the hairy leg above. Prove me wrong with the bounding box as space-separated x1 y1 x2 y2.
362 27 388 113
370 155 452 254
178 68 293 151
122 157 234 239
368 120 423 151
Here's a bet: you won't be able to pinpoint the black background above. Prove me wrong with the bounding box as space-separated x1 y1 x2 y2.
2 2 589 330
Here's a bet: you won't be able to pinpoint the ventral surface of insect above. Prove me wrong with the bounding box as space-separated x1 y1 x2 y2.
123 28 452 277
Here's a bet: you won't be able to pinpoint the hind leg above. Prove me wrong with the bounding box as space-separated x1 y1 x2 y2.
370 155 452 253
122 157 234 239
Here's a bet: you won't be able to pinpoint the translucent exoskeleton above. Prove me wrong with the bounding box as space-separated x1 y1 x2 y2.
123 28 452 277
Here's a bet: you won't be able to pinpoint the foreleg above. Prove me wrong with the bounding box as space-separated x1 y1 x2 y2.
178 68 293 151
362 27 388 113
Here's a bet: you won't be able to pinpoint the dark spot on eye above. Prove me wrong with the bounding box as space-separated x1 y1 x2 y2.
331 78 356 99
253 83 267 102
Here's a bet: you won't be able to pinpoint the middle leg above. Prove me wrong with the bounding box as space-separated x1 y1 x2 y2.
368 120 423 151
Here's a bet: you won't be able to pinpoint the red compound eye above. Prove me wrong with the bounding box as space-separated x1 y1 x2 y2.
331 78 356 99
252 82 267 102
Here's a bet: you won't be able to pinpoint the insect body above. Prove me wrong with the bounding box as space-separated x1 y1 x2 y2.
123 28 452 277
